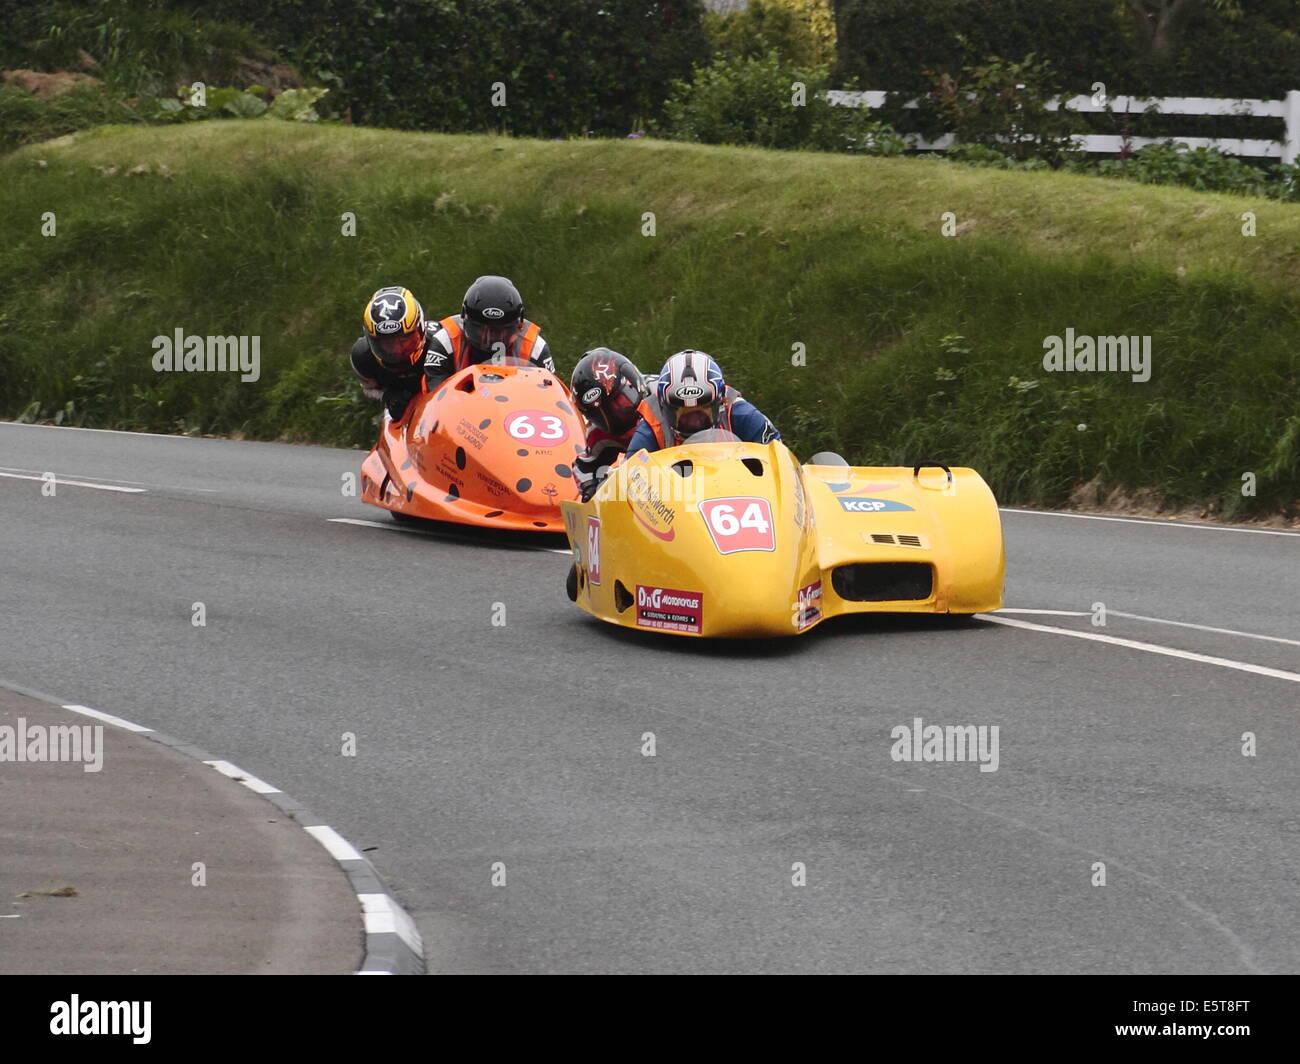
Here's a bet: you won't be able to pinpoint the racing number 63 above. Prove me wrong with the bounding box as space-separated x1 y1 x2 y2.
699 497 776 554
505 410 569 444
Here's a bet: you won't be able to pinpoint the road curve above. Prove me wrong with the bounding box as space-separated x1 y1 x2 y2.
2 421 1296 973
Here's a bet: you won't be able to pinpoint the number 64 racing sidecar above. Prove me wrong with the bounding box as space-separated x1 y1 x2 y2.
560 433 1004 638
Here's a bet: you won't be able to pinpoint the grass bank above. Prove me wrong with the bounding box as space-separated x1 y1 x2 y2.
2 121 1297 517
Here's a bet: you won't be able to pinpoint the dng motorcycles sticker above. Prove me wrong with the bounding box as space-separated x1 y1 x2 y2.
636 585 702 634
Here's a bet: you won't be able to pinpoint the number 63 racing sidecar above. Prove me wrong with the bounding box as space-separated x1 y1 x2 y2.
360 359 585 531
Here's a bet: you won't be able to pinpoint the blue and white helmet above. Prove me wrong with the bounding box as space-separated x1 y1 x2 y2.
658 350 725 441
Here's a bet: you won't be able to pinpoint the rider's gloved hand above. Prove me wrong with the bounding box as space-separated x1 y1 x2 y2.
384 387 412 421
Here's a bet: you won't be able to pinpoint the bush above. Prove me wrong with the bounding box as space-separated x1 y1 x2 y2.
923 53 1080 167
706 0 835 67
833 0 1300 100
0 82 152 153
658 52 905 153
12 0 262 95
1085 144 1300 202
171 0 711 137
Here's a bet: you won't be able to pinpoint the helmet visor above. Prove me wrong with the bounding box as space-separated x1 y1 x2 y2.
672 405 718 439
606 390 640 434
369 331 424 365
464 318 521 356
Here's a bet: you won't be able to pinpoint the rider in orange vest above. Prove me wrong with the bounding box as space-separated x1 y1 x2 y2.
422 276 555 386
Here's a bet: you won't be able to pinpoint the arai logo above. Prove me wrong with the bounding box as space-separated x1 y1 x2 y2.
581 386 603 405
675 384 705 401
481 307 505 320
375 320 401 334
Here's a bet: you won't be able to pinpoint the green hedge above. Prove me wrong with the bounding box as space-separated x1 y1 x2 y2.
168 0 711 136
832 0 1300 98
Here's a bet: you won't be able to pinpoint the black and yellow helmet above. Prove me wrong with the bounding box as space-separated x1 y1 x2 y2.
363 286 426 368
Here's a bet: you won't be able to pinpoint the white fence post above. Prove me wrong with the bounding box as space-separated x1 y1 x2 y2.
1284 90 1300 166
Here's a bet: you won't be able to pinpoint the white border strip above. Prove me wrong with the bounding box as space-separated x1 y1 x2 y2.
1000 507 1300 538
204 759 282 795
305 824 364 863
982 615 1300 684
358 892 423 955
330 516 571 552
62 703 154 733
1109 610 1300 649
0 471 145 493
0 421 200 441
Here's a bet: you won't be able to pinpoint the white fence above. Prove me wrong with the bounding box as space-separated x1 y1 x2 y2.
827 90 1300 164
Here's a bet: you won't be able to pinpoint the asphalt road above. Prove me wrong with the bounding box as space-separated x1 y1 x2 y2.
2 421 1296 973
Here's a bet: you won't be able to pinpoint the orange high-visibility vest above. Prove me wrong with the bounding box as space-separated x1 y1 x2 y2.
635 387 737 449
439 316 541 371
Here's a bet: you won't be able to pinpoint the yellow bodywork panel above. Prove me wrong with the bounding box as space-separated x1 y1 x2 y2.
562 440 1004 638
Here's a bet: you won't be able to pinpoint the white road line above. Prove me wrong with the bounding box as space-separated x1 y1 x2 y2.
62 703 154 732
980 614 1300 684
305 824 364 863
998 608 1091 616
330 516 571 551
1108 610 1300 649
0 471 145 493
1000 507 1300 538
0 421 200 441
330 517 427 533
358 893 423 954
203 759 282 795
0 465 218 493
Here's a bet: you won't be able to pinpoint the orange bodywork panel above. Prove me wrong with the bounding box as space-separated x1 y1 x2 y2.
360 362 584 531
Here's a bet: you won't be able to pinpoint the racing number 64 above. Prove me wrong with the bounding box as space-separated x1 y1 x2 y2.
699 497 776 554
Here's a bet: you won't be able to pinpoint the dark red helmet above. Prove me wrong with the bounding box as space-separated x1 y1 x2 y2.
570 348 647 435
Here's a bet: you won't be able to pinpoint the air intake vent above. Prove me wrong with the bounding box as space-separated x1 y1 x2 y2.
832 563 933 602
614 581 634 613
861 532 929 549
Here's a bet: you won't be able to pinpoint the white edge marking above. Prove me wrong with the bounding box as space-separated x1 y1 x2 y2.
1109 610 1300 649
358 892 423 954
305 824 364 862
0 471 145 493
1001 507 1300 538
0 465 218 493
980 615 1300 684
204 759 282 795
330 517 570 550
62 703 153 733
0 421 201 441
998 608 1090 616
